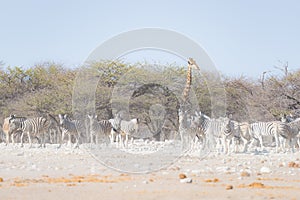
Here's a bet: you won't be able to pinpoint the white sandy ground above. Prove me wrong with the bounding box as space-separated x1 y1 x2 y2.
0 142 300 200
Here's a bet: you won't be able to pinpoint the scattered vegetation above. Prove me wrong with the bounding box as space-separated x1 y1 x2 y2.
0 60 299 131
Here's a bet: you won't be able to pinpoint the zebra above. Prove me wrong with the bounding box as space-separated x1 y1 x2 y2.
193 111 211 146
58 114 84 148
279 117 300 152
178 108 190 150
206 116 235 154
236 122 252 152
87 114 113 145
229 120 243 153
186 111 211 150
118 118 140 148
3 115 26 145
9 116 48 148
46 114 62 144
108 113 122 144
249 122 280 152
289 119 300 151
178 109 216 152
274 121 297 152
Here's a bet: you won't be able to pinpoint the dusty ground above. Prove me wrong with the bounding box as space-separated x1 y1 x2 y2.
0 142 300 200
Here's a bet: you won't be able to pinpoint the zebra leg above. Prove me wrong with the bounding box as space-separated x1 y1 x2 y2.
117 134 121 148
38 132 45 148
5 132 9 146
11 133 15 145
216 138 221 153
226 138 231 154
68 134 72 147
110 130 114 144
58 130 64 148
61 131 64 145
115 133 119 147
258 136 264 151
278 136 285 152
241 137 247 152
20 132 24 147
116 133 119 142
90 132 93 148
290 138 296 153
27 131 33 148
202 135 206 150
222 137 227 154
121 134 126 148
37 136 42 148
274 134 279 153
192 136 198 150
91 132 94 144
231 137 238 153
119 134 123 148
74 134 79 149
119 134 124 148
130 135 133 145
42 131 46 148
125 134 128 148
248 138 253 150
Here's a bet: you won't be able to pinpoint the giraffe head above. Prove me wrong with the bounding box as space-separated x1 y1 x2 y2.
188 58 200 70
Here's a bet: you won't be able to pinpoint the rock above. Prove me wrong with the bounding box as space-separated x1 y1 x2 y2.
288 161 300 168
260 167 271 174
179 173 187 179
240 171 251 177
226 185 233 190
180 178 192 183
249 182 264 188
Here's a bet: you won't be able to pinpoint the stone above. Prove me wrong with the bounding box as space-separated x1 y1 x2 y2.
180 178 192 183
260 167 271 174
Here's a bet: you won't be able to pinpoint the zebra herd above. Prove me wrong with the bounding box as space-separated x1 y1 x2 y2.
2 113 140 149
181 110 300 154
1 111 300 154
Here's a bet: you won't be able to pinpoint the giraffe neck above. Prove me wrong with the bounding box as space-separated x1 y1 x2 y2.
182 65 192 104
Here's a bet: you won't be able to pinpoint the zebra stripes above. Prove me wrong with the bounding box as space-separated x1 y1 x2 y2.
87 114 112 144
187 111 211 150
192 111 210 142
178 109 236 153
118 118 140 148
58 114 84 148
278 118 300 152
3 111 298 153
9 116 48 148
236 122 251 152
108 113 122 143
206 117 235 154
178 108 194 150
4 115 27 145
249 122 279 151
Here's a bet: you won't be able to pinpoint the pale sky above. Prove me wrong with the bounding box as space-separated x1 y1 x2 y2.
0 0 300 78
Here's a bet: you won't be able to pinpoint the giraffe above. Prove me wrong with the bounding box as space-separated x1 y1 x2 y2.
181 58 200 108
178 58 200 150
